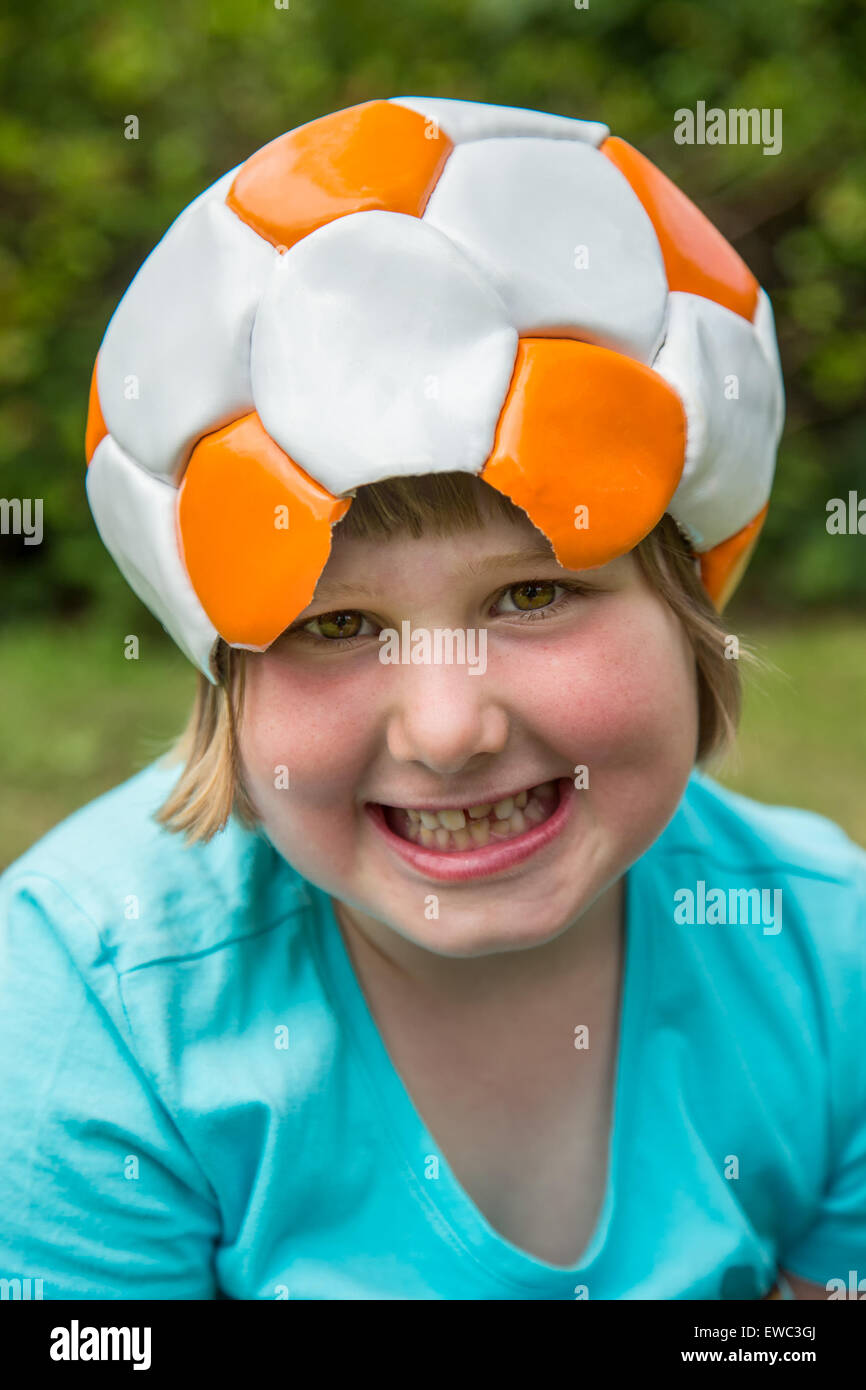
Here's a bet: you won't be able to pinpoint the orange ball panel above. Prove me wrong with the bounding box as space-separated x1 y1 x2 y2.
177 413 351 646
481 338 686 570
226 99 453 251
85 356 108 465
601 136 759 322
699 503 769 610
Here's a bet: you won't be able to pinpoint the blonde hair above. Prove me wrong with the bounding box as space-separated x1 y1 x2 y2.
154 472 750 844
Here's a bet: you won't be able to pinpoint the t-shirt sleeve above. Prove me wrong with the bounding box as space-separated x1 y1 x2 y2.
779 1114 866 1289
777 860 866 1288
0 871 221 1299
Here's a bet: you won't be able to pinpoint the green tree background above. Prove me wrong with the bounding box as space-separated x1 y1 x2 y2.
1 0 865 863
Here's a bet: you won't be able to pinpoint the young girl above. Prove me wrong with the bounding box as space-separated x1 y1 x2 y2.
1 97 863 1301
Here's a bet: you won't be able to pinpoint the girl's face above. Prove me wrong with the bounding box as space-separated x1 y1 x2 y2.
236 503 699 964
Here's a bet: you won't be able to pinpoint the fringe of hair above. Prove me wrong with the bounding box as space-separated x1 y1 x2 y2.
154 473 759 844
632 512 761 767
154 638 258 842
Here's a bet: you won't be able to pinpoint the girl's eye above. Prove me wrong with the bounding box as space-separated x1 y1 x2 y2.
301 610 375 641
501 580 558 611
495 580 587 617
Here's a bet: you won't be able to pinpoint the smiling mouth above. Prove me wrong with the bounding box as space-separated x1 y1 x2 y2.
378 781 560 852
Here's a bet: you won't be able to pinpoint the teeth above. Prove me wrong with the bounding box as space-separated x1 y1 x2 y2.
468 819 490 846
396 780 557 852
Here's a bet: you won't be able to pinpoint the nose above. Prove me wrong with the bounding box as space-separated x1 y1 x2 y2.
384 662 509 775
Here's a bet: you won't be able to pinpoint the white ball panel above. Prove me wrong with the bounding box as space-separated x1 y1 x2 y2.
86 435 218 678
96 177 276 483
421 138 668 362
752 288 786 445
388 95 609 147
654 292 779 550
251 210 518 495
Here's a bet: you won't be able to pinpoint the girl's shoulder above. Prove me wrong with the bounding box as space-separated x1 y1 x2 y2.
0 756 313 977
648 768 866 1018
671 766 866 889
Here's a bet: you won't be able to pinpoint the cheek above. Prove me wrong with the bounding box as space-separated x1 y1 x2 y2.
528 595 699 870
238 653 383 810
524 596 698 771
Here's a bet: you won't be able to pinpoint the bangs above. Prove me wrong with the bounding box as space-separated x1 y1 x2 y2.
333 471 526 541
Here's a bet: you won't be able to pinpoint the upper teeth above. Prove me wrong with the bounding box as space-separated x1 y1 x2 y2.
404 783 553 831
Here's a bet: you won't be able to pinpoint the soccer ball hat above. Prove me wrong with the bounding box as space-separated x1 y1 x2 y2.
84 96 785 684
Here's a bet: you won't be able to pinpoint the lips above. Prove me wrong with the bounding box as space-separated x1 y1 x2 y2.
364 777 575 883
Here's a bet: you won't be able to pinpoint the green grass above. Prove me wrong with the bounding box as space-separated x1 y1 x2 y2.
0 620 195 871
711 616 866 847
1 614 864 872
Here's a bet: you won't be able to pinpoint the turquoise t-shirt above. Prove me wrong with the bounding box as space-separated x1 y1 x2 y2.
0 757 864 1301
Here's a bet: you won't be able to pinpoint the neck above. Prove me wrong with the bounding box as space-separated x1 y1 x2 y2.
331 875 625 1010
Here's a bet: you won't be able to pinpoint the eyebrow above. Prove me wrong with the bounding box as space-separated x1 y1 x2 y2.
311 545 565 602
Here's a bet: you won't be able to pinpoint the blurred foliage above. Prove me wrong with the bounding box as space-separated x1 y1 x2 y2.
1 0 865 630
